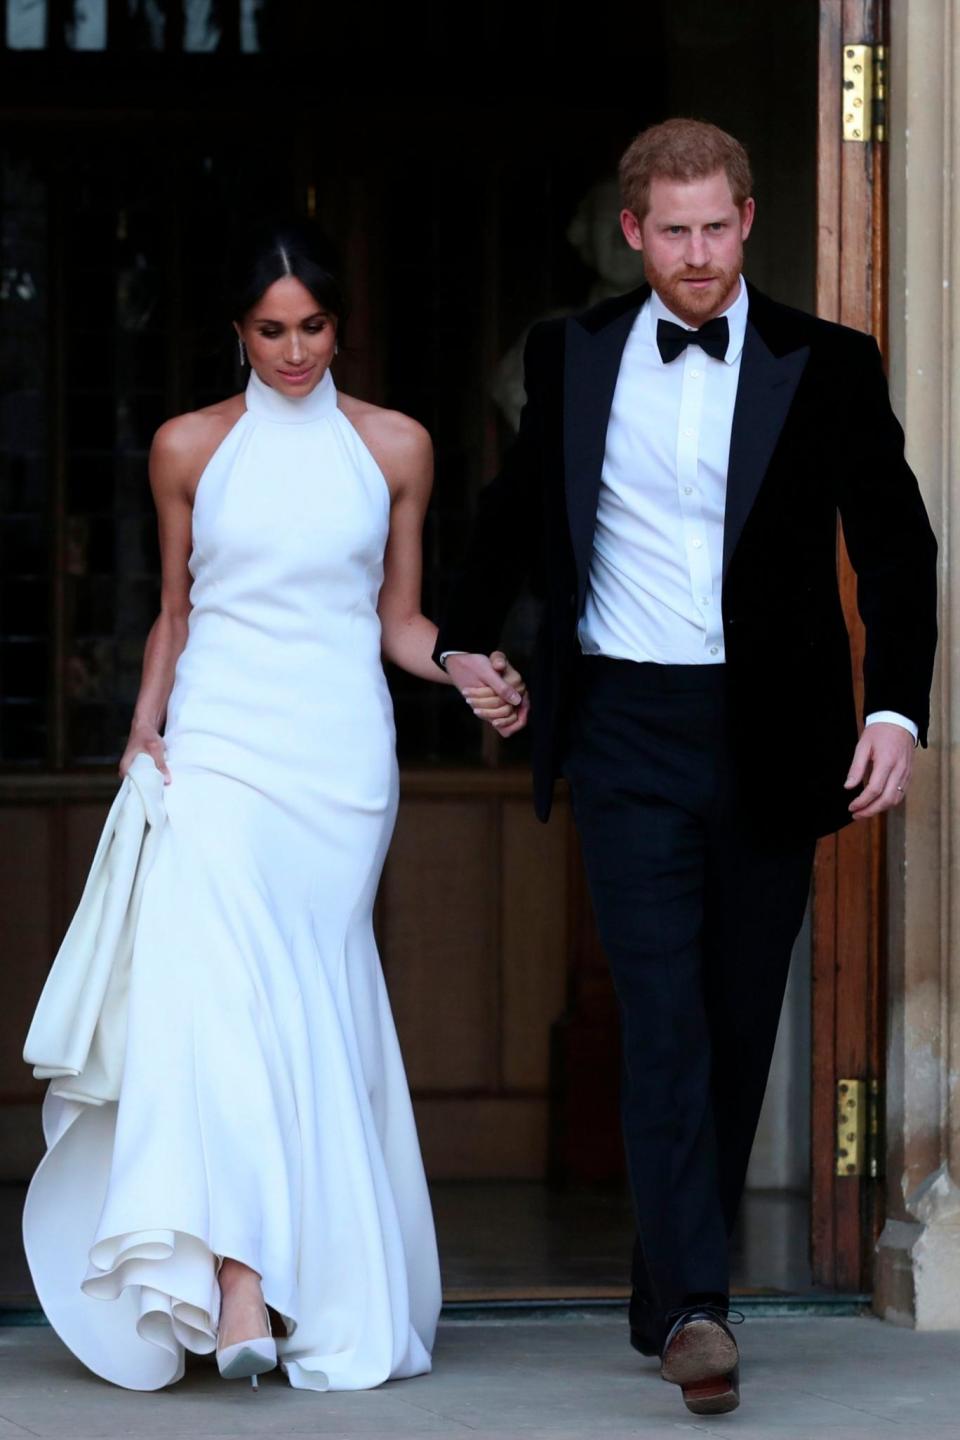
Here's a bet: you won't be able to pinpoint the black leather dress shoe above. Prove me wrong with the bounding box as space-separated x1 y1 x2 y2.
660 1308 741 1415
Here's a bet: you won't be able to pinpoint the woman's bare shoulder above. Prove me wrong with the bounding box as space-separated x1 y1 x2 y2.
338 393 432 474
153 395 246 462
150 395 246 496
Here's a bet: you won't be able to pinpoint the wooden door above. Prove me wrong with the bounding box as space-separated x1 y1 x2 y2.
811 0 888 1291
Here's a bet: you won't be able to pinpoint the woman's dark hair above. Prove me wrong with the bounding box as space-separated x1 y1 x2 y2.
227 217 348 338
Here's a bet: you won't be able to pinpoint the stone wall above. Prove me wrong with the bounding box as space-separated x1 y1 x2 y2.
877 0 960 1329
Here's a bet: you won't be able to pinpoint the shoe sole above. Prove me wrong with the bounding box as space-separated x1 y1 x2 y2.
682 1374 740 1414
660 1318 738 1386
217 1345 278 1381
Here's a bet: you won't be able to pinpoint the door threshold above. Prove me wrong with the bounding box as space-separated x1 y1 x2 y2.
0 1308 50 1327
441 1291 871 1321
0 1291 872 1329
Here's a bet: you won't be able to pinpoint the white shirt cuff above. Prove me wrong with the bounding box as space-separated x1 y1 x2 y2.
865 710 919 744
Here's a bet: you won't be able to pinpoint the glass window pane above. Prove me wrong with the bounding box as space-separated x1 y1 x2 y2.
70 576 116 637
65 638 113 703
68 0 106 49
68 700 124 763
66 454 114 513
0 703 46 763
6 0 45 50
184 0 219 51
0 517 47 579
126 0 164 50
240 0 264 53
57 146 172 766
0 148 47 765
1 580 46 637
0 453 44 513
1 640 47 699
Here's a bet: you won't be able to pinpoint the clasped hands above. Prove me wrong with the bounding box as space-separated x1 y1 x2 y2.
445 652 530 738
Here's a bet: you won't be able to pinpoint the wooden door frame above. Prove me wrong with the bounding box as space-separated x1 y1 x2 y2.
812 0 888 1292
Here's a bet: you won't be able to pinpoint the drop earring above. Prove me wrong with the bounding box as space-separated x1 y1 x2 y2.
333 341 339 357
238 337 247 367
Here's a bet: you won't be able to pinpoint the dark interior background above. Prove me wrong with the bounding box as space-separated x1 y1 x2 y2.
0 0 817 775
0 0 823 1311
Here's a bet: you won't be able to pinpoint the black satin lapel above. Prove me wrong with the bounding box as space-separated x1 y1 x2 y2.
564 306 639 606
723 326 810 576
564 309 639 607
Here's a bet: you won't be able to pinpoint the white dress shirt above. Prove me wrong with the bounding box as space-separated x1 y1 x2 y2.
575 280 916 741
579 281 746 665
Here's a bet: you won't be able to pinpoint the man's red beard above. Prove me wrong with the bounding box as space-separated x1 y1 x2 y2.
643 249 743 328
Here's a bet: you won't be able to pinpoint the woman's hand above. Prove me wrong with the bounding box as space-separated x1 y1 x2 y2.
119 722 171 784
460 652 531 738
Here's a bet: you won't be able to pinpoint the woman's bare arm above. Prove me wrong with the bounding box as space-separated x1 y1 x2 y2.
119 406 237 779
344 398 526 728
364 411 452 683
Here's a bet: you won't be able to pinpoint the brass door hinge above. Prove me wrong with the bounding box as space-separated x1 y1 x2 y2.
843 43 887 143
836 1078 865 1175
836 1078 883 1177
874 45 887 143
867 1076 883 1179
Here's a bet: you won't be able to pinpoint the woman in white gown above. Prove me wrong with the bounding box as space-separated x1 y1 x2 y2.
23 221 526 1392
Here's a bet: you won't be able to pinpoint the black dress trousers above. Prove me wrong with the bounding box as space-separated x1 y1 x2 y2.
562 656 815 1348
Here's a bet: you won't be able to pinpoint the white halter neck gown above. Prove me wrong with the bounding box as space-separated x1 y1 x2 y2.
23 366 442 1391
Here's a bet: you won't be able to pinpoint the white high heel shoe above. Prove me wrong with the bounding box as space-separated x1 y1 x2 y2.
216 1302 277 1390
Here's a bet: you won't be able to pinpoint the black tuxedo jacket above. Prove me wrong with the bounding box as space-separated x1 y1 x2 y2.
434 283 938 837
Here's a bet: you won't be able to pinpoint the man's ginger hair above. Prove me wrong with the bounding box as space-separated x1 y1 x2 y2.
619 118 753 221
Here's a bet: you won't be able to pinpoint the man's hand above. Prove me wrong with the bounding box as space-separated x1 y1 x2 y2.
845 722 915 819
446 651 531 738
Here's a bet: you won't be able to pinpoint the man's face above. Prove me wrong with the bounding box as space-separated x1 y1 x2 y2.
621 170 755 326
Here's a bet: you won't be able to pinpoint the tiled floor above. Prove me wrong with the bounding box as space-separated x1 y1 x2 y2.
0 1313 957 1438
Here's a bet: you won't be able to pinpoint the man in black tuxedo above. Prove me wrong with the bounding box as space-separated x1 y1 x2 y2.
436 119 937 1416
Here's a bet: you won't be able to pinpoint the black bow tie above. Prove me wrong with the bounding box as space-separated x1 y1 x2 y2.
656 315 729 364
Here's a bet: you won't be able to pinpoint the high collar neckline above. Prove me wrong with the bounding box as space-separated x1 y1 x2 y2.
244 365 338 423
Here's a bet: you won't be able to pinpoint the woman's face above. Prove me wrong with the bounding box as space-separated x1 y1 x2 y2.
235 276 337 398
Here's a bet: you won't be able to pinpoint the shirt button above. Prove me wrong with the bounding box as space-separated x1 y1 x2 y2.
683 486 693 496
702 597 711 606
692 538 703 549
690 368 701 378
710 646 720 656
684 427 695 438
